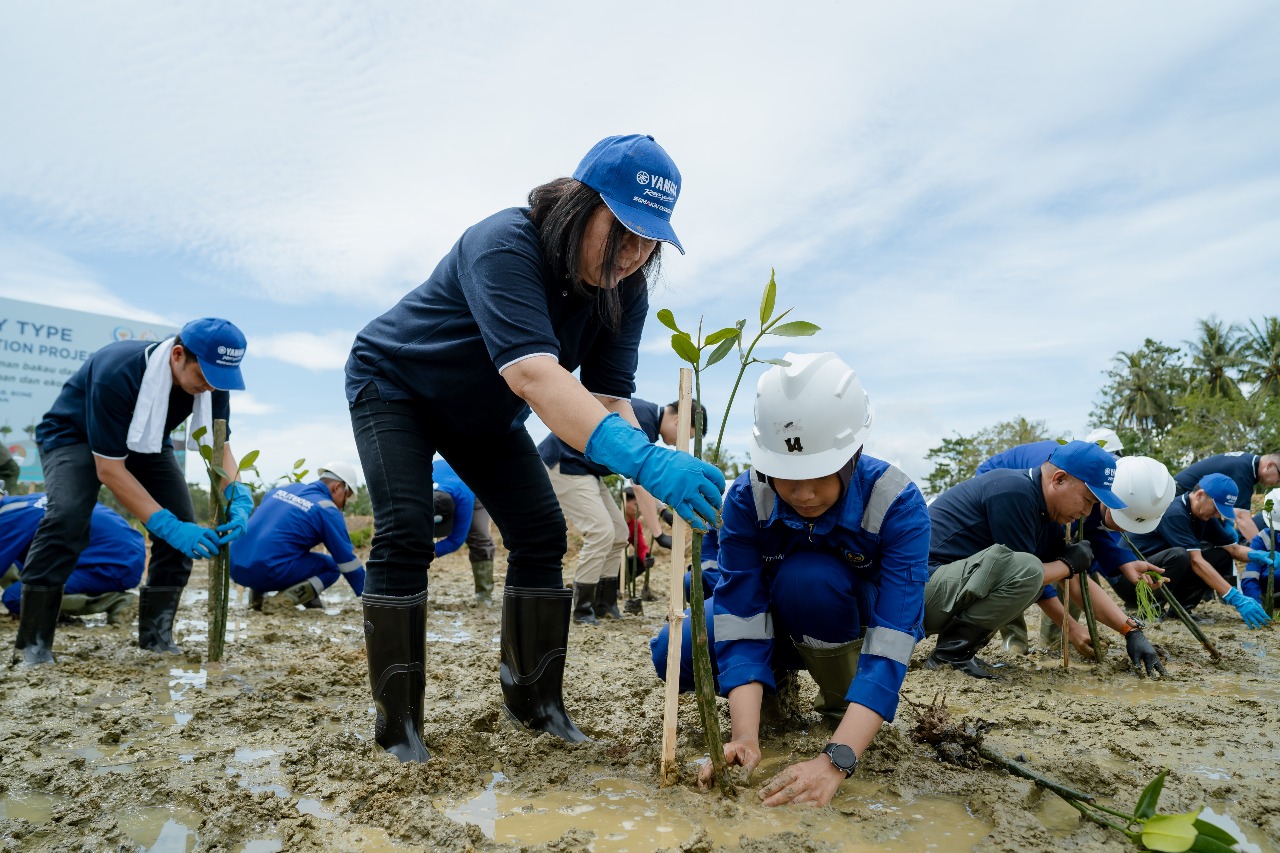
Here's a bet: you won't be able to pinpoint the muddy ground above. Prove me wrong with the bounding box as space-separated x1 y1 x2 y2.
1 525 1278 853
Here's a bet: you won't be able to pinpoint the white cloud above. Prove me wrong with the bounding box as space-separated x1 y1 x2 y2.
252 330 358 371
227 392 277 417
0 240 174 325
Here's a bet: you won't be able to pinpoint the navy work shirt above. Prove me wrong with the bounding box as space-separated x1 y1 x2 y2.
1174 452 1259 500
346 208 648 434
36 340 231 459
538 397 662 477
974 439 1060 476
1129 493 1236 556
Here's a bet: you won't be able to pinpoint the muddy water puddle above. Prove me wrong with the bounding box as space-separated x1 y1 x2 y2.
440 769 987 851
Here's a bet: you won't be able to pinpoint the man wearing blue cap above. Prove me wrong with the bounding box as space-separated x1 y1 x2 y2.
926 440 1165 677
1129 473 1271 628
14 318 253 666
1173 451 1280 542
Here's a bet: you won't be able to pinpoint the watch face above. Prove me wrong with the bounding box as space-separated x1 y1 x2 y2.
824 743 857 775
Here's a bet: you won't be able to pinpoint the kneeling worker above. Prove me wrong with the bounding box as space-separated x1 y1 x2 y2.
653 353 929 807
1 493 144 623
231 462 365 613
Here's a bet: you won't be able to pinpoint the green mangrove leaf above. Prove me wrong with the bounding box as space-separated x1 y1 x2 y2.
1189 836 1239 853
760 270 776 325
211 465 230 482
705 327 740 346
1136 769 1169 819
705 336 737 368
768 321 820 338
191 426 208 442
199 445 213 462
238 450 260 471
1057 438 1070 445
758 358 792 367
671 333 700 365
656 308 683 334
1191 817 1241 847
293 458 306 470
1141 813 1200 852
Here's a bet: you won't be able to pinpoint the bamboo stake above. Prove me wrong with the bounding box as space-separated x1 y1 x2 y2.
1119 532 1221 661
1072 525 1103 664
659 369 693 786
207 420 230 662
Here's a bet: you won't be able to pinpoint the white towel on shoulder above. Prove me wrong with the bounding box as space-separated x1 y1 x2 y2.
126 337 213 454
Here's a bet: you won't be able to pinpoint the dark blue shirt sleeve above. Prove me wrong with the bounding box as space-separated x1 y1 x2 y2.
460 242 561 370
434 486 474 558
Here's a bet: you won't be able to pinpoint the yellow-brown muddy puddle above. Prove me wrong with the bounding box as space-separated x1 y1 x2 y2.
439 767 989 851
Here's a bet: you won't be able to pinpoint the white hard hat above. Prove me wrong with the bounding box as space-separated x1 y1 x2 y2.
317 461 359 491
1109 456 1175 534
1262 488 1280 530
1083 427 1124 455
747 352 872 480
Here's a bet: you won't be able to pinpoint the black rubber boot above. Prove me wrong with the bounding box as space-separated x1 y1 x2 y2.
594 576 623 620
500 587 589 743
362 590 430 763
138 586 184 654
924 617 1001 679
13 584 63 666
249 588 265 612
571 583 598 625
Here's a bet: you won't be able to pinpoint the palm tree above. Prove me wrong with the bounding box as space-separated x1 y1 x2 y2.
1106 340 1183 433
1241 316 1280 398
1185 317 1243 398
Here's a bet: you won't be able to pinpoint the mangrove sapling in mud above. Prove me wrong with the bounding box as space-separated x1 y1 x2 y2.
191 422 259 663
906 694 1261 852
1119 532 1222 662
1071 522 1105 664
659 269 819 796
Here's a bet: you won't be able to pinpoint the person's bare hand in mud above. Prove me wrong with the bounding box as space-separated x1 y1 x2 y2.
698 739 760 789
1067 621 1095 658
757 756 844 807
1119 560 1164 588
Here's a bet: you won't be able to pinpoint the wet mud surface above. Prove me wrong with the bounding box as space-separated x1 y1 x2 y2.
2 530 1278 852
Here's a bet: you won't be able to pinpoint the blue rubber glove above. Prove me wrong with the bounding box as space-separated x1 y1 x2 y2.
584 413 725 530
1224 587 1272 629
145 508 221 560
1247 549 1280 568
217 482 254 543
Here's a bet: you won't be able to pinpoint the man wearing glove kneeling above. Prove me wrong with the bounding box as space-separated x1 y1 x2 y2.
927 441 1166 678
15 318 252 666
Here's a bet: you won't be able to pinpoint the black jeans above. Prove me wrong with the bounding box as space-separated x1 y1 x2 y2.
23 443 195 588
1109 547 1205 612
350 385 566 597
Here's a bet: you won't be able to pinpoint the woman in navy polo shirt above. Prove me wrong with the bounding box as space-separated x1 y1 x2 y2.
346 134 724 763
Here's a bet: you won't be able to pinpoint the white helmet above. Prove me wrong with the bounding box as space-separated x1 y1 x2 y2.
1083 427 1124 455
317 461 359 492
1262 488 1280 530
1108 456 1175 534
747 352 872 480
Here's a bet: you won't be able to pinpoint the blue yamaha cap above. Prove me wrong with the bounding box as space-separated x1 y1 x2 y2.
179 318 247 391
573 134 685 254
1197 473 1238 519
1048 440 1126 510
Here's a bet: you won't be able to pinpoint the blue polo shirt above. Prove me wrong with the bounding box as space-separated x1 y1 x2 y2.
346 207 648 434
0 494 145 586
36 339 231 458
1174 452 1259 500
229 481 359 575
975 440 1060 476
538 397 663 477
1128 492 1236 556
432 459 476 558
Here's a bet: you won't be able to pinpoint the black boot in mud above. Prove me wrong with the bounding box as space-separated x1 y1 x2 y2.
13 584 63 666
500 586 590 743
594 576 623 619
138 586 184 654
571 582 598 625
362 590 430 763
924 617 1001 680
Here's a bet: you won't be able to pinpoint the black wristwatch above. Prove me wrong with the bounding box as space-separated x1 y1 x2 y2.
821 742 858 778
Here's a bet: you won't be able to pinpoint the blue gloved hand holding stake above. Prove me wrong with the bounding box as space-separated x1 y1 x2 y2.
146 508 221 560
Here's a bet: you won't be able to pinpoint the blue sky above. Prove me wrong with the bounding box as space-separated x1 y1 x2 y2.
2 2 1278 486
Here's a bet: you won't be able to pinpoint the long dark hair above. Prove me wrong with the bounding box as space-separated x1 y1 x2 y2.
527 177 662 330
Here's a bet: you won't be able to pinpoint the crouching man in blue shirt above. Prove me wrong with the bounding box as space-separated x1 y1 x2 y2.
17 318 253 666
1241 488 1280 608
230 462 366 614
652 353 929 807
1 493 145 623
